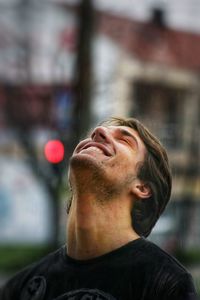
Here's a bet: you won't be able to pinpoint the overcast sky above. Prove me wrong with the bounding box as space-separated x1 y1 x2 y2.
0 0 200 33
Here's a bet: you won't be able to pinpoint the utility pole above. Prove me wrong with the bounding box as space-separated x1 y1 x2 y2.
73 0 95 146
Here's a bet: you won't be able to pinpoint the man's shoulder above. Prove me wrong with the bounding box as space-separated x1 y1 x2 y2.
0 245 65 299
132 239 198 299
134 238 189 275
14 245 64 277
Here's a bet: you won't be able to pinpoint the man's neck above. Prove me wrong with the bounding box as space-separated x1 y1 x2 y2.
66 194 140 260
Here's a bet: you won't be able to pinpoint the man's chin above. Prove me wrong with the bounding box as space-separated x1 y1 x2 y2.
69 153 100 170
68 155 131 202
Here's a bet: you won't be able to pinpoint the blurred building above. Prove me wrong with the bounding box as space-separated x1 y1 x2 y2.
92 9 200 250
94 0 200 34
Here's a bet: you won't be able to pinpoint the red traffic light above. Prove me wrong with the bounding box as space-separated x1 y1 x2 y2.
44 140 65 164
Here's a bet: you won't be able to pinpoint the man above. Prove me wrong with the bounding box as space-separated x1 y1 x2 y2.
0 117 198 300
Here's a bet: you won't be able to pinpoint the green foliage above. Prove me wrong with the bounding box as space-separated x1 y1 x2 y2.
175 248 200 265
0 244 52 273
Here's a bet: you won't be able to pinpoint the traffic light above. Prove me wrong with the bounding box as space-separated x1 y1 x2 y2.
44 140 65 164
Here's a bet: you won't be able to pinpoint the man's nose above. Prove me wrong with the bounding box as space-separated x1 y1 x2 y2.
91 126 110 143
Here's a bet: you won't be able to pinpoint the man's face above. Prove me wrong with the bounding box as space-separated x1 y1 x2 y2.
69 125 147 198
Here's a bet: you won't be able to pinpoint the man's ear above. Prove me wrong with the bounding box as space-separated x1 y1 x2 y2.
131 179 152 200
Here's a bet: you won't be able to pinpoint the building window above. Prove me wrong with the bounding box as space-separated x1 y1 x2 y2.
132 81 185 149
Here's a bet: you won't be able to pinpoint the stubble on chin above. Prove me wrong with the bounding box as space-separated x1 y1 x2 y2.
69 155 135 205
70 153 101 178
69 155 121 203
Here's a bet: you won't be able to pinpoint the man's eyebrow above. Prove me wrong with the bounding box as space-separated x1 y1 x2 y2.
119 128 139 147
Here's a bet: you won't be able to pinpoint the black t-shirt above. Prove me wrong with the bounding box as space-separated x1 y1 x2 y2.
0 238 198 300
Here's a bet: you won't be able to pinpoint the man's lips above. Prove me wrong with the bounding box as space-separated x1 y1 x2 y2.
77 142 114 157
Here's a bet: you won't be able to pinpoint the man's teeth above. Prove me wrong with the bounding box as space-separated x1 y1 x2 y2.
81 146 104 154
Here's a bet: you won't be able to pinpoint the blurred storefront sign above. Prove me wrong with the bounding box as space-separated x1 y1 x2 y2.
0 85 73 132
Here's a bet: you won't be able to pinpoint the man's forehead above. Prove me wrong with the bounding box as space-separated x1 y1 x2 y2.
88 124 136 134
104 124 139 136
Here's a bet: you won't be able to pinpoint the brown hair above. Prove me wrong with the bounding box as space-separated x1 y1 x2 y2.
102 117 172 237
